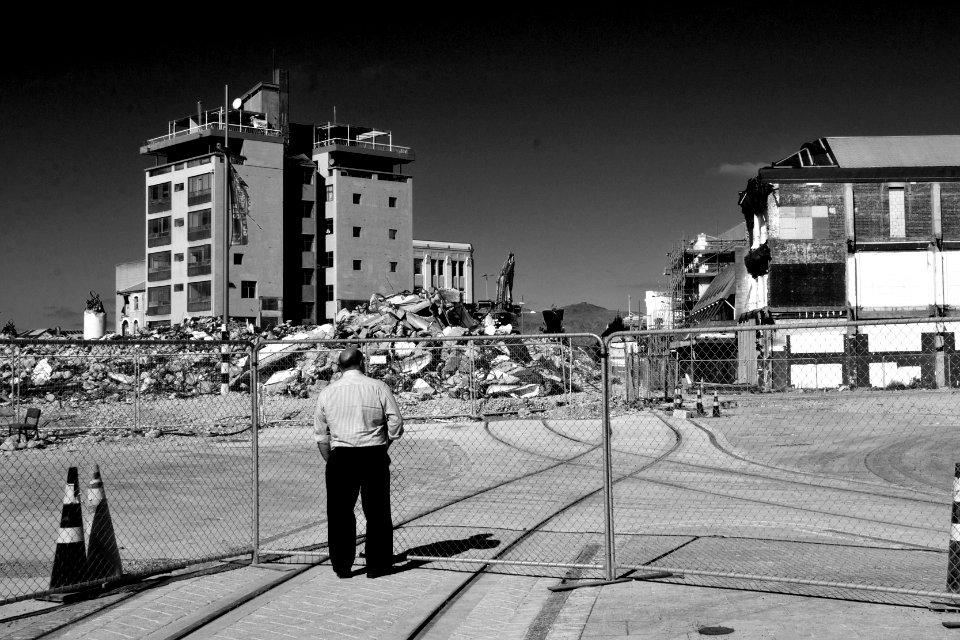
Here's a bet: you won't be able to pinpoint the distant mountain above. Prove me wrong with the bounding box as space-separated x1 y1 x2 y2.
555 302 622 335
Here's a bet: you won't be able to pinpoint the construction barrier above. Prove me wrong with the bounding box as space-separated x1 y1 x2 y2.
85 465 122 582
949 462 960 594
4 319 960 606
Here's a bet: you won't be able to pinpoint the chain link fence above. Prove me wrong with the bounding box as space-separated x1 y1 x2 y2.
607 318 960 605
0 339 253 603
255 334 609 579
5 320 960 605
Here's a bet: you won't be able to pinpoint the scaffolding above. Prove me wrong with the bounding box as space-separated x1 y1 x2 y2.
664 227 746 329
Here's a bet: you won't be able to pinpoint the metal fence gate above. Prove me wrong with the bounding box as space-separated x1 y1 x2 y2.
606 318 960 605
5 320 960 606
254 333 610 580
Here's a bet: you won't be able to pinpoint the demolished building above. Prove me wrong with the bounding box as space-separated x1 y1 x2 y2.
736 135 960 388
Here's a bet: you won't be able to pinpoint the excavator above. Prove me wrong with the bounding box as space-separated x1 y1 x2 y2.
471 253 522 330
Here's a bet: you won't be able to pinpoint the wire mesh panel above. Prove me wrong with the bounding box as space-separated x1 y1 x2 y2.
255 334 610 578
608 319 960 604
0 339 253 604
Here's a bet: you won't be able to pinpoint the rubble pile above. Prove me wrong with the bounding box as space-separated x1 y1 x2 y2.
0 289 602 405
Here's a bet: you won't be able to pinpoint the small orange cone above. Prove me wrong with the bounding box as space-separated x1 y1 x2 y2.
85 465 122 582
50 467 86 589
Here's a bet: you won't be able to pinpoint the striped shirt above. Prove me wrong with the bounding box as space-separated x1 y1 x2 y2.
314 370 404 448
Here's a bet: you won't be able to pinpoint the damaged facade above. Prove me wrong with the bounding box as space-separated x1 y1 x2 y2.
127 69 473 332
737 135 960 388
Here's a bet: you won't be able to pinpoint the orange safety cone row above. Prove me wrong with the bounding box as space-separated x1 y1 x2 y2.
50 467 86 589
85 465 122 582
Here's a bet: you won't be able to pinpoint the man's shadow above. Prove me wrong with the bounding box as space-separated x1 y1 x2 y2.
390 533 501 573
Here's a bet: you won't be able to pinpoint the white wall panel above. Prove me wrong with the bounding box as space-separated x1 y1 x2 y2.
862 324 922 352
856 252 933 309
790 364 842 389
789 330 844 354
869 363 921 388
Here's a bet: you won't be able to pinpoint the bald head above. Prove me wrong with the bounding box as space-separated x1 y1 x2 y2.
338 347 364 371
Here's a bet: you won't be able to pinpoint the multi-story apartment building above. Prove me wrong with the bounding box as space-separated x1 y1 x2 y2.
129 71 472 329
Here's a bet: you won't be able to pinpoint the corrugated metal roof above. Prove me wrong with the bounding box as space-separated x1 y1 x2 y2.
691 266 736 315
826 136 960 168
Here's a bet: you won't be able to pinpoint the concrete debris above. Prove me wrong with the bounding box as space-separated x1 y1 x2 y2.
0 288 602 406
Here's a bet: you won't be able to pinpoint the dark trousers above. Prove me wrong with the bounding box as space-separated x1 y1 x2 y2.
325 445 393 573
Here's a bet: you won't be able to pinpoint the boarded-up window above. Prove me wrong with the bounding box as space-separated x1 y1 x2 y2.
769 263 846 307
888 187 905 238
853 184 886 241
904 183 932 238
777 206 831 239
942 183 960 240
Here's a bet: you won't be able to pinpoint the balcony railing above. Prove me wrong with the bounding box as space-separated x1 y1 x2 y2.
145 122 282 147
187 300 212 312
188 190 212 206
147 268 171 282
148 199 172 214
188 226 211 241
314 137 411 155
147 234 171 248
146 304 171 316
188 262 212 276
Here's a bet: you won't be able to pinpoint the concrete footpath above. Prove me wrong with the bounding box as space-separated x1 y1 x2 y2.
4 562 960 639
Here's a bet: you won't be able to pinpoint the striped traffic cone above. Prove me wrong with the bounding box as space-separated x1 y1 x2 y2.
949 463 960 593
50 467 86 589
696 386 705 416
85 465 122 582
673 386 682 409
712 391 721 417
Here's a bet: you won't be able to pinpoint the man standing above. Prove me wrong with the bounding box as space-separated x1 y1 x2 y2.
315 347 404 578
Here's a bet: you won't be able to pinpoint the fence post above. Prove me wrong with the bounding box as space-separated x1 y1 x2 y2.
134 347 141 433
600 337 616 582
250 340 260 565
14 344 21 422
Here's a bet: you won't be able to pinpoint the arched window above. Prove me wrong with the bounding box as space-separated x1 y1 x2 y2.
121 320 129 336
133 320 139 334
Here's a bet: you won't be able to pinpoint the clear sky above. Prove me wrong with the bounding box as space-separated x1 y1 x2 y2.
3 8 960 330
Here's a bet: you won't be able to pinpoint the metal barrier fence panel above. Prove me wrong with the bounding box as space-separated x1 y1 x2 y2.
255 334 610 578
607 318 960 605
0 339 253 604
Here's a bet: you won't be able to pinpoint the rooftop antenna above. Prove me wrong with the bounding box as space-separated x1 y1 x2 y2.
333 105 337 123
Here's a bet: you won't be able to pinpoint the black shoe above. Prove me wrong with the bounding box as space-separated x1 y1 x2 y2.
334 568 352 579
366 566 396 579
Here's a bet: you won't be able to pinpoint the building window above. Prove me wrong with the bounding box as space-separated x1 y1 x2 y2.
261 297 280 311
414 258 422 275
174 183 184 192
390 261 397 273
353 226 361 237
148 166 172 177
353 259 362 271
174 253 184 262
147 216 171 247
302 168 314 185
303 269 314 285
325 185 334 202
889 186 906 238
302 235 314 252
325 218 333 235
174 217 184 227
234 253 243 265
436 259 444 276
173 283 184 292
325 251 334 268
187 280 211 311
133 296 139 310
326 285 334 301
148 182 171 213
188 173 213 205
147 252 171 282
302 202 314 218
352 193 361 205
388 196 397 208
188 244 211 276
241 281 257 298
302 302 314 320
389 228 397 240
188 208 211 241
147 285 171 316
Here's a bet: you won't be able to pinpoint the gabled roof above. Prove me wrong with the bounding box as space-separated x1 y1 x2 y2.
771 136 960 169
